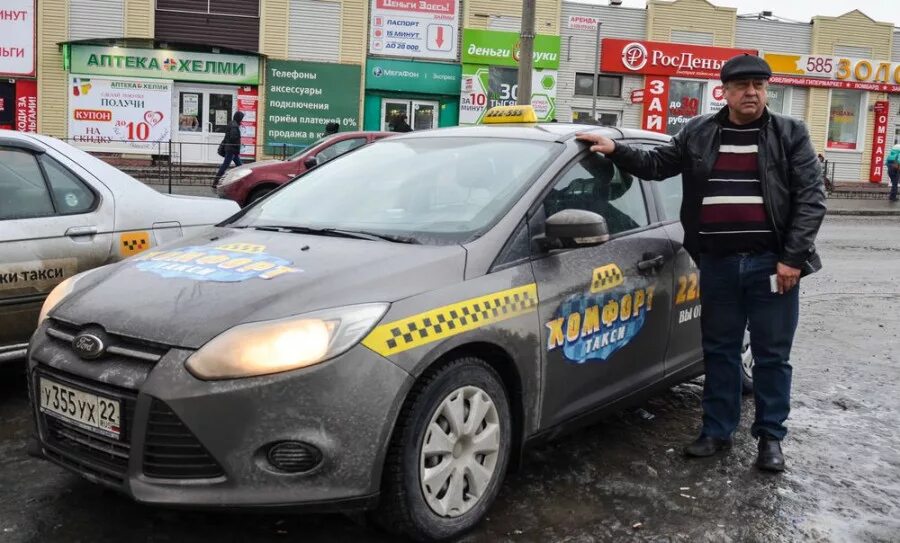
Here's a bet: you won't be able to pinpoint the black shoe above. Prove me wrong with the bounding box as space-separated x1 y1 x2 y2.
756 436 785 472
683 435 733 457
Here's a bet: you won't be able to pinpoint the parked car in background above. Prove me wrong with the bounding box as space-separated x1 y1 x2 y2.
0 131 238 364
216 131 393 206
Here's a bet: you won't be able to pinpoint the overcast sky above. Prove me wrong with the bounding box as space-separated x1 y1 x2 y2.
577 1 900 26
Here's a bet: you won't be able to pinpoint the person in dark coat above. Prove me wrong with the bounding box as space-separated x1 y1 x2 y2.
392 113 412 133
324 121 340 136
214 111 245 186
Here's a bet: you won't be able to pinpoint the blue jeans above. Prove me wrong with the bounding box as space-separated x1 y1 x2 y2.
699 252 799 441
889 165 899 200
216 152 242 178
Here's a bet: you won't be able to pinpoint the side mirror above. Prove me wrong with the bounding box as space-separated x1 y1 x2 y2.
544 209 610 247
303 156 318 169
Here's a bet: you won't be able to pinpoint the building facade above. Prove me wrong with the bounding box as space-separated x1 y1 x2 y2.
23 0 900 182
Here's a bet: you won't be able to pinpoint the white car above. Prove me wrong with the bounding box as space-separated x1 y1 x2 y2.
0 131 239 363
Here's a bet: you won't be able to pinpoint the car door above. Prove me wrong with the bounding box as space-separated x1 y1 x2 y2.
0 141 113 355
531 151 676 429
650 172 704 376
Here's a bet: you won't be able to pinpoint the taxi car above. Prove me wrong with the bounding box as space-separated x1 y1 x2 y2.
27 107 753 542
215 130 393 206
0 131 238 363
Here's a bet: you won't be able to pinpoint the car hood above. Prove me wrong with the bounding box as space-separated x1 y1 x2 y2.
53 227 467 349
241 159 287 171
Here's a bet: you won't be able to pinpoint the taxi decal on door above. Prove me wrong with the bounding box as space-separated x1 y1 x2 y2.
546 265 656 364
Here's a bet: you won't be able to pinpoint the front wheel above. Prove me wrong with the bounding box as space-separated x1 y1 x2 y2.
374 357 512 542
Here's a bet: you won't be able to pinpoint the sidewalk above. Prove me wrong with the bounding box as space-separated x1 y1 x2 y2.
826 197 900 216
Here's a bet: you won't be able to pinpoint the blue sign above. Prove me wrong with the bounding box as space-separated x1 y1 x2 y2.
133 244 301 283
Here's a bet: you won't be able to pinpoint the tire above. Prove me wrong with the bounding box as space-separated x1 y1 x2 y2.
246 185 275 205
741 328 754 395
373 357 512 542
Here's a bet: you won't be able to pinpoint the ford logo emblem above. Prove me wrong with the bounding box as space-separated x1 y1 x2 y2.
72 333 105 359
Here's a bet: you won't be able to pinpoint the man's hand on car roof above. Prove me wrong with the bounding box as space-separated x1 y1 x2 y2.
576 133 616 155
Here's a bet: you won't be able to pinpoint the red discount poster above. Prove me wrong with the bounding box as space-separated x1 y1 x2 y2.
237 86 258 159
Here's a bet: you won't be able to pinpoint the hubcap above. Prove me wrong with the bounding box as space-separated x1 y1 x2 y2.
741 329 754 379
419 386 501 518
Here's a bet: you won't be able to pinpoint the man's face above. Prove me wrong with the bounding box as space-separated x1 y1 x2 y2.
725 79 768 118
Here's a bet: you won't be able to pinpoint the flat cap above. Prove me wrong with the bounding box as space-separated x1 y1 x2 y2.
720 54 772 83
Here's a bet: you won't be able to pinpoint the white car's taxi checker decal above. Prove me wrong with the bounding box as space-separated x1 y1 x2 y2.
120 231 151 256
363 284 539 357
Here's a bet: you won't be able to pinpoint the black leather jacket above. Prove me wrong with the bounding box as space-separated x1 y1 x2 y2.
608 108 826 274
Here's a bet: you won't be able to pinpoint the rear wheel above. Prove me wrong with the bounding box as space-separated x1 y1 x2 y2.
374 357 511 542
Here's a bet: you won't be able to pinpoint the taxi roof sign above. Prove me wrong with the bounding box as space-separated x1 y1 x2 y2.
483 105 539 124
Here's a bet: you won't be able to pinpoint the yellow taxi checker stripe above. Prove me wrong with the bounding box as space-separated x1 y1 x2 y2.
591 264 624 293
120 231 150 256
216 243 266 254
363 284 539 357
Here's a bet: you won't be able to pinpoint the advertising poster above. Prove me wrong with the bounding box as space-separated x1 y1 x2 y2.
264 60 361 151
237 86 258 159
68 75 173 154
0 0 36 77
369 0 458 61
460 65 557 124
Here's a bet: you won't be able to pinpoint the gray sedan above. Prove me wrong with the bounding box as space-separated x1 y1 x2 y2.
0 131 238 363
26 118 748 541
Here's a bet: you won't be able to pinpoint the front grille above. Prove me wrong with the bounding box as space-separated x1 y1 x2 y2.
46 319 168 364
36 368 137 488
143 399 224 480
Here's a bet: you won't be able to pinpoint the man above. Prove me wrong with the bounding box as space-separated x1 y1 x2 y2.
213 111 245 187
577 55 826 472
392 113 412 133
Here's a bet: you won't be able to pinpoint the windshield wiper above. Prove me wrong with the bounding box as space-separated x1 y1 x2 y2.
233 224 419 244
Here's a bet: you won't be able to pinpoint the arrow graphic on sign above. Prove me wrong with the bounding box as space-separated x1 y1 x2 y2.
436 26 444 48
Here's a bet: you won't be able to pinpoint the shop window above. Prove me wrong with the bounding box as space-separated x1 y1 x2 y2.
828 90 864 150
572 109 621 127
767 85 790 115
209 94 234 134
574 74 623 97
179 92 203 133
667 80 705 136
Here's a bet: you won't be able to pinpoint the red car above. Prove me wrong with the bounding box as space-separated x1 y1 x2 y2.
216 131 393 206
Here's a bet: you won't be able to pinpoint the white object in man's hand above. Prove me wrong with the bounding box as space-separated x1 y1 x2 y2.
575 132 616 154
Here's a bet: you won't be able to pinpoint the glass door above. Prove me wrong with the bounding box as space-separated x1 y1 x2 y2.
172 85 238 164
207 93 235 162
412 100 439 131
382 99 410 132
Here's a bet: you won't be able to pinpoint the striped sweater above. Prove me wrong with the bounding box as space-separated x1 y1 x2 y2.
698 116 778 255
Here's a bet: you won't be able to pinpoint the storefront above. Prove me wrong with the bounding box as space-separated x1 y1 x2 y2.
64 42 261 164
600 39 757 134
364 58 460 131
0 0 37 132
459 29 561 124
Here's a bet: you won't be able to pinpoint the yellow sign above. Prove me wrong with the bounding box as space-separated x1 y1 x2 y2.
483 105 539 124
120 231 151 256
590 264 624 293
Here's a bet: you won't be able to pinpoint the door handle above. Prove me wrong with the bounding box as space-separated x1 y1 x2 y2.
66 226 98 238
637 254 665 272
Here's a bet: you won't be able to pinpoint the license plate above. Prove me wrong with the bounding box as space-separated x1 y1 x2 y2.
39 377 121 439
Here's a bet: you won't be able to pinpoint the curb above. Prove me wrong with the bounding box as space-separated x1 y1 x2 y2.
826 209 900 217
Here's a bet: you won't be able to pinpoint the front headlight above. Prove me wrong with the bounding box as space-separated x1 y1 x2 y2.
220 168 253 186
185 303 389 380
37 272 90 325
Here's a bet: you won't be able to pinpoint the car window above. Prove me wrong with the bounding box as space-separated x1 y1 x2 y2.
234 137 561 245
543 153 649 235
0 147 55 220
317 138 367 163
40 155 96 215
655 174 683 222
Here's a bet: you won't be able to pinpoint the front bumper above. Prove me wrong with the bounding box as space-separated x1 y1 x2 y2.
27 320 413 510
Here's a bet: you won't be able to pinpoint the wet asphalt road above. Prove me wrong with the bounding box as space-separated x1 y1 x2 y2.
1 216 898 543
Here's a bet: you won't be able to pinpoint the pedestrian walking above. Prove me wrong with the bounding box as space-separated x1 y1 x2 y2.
576 54 826 472
213 111 245 187
886 143 900 202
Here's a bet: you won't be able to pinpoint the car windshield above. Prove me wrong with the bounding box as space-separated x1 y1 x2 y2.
230 137 561 244
285 135 337 161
